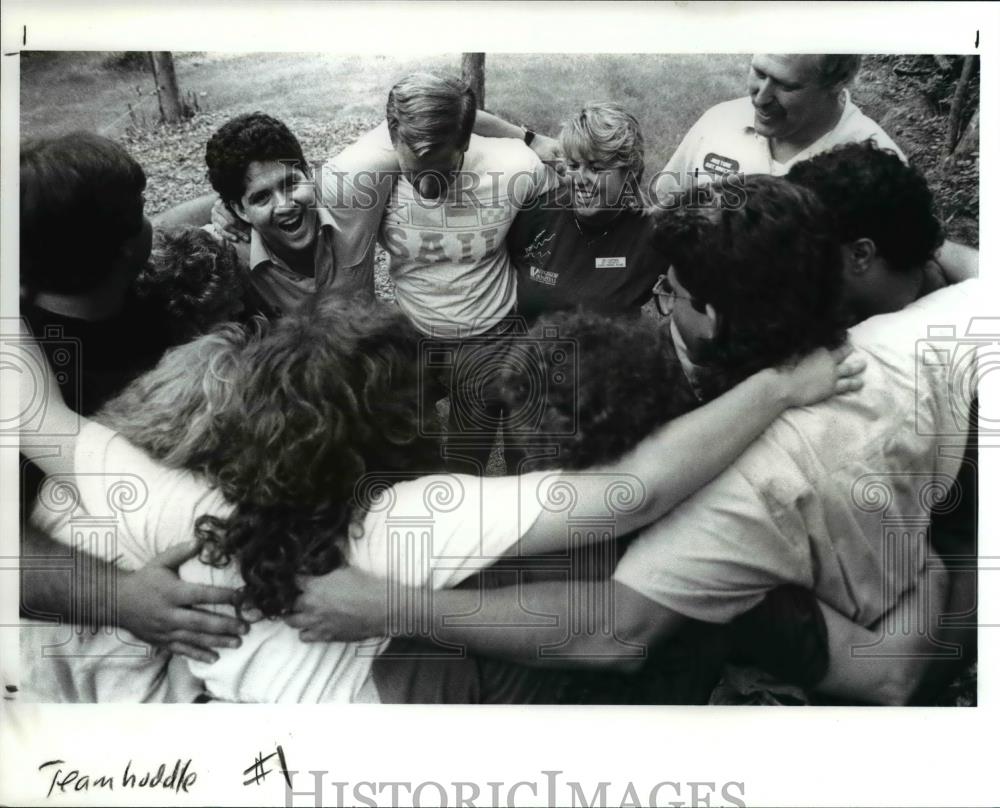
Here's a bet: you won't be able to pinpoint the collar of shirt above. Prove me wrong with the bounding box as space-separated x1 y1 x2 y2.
248 206 336 274
742 89 856 153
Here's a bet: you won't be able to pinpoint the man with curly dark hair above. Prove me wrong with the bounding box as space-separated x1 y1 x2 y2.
789 139 980 702
203 112 368 317
787 139 977 320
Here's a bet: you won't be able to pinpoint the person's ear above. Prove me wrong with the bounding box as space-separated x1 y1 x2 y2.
231 200 251 226
848 238 877 274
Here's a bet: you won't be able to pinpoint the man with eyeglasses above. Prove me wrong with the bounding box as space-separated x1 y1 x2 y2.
653 54 903 200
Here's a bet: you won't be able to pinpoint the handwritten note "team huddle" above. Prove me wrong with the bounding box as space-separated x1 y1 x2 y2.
39 759 197 798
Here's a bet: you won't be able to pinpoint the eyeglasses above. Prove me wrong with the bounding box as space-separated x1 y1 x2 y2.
652 274 694 317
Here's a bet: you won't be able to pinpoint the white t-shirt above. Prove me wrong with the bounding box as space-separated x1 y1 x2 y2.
654 92 905 199
614 280 979 626
25 423 559 703
323 124 556 336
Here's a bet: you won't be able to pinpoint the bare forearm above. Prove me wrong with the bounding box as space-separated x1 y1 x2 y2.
473 109 529 139
150 193 217 230
421 580 579 667
935 240 978 283
601 369 792 533
390 577 663 672
818 559 949 705
21 523 117 624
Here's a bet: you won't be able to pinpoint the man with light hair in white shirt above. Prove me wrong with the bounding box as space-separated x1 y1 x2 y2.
653 54 903 199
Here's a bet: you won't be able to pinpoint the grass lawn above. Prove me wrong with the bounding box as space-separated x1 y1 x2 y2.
21 52 747 173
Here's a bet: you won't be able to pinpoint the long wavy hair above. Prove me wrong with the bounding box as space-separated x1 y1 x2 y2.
196 297 441 618
100 297 442 619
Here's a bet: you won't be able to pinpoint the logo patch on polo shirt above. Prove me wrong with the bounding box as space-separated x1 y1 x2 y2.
703 153 740 176
595 257 627 269
529 265 559 286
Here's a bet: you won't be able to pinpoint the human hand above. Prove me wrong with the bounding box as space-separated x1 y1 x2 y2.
774 343 866 408
210 198 250 243
528 133 563 165
117 541 248 663
285 566 393 642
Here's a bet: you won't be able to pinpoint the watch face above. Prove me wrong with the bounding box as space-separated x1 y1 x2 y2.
524 129 536 146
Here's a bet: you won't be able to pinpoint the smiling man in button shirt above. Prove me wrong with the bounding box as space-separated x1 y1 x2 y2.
205 112 362 318
654 54 903 198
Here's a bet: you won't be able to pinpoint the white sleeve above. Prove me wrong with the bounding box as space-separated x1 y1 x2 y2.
613 466 808 624
31 421 228 570
349 471 557 589
849 279 980 355
654 117 705 201
533 158 562 198
321 124 396 272
507 142 554 208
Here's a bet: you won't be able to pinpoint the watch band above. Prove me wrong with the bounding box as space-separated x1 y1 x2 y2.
523 127 536 147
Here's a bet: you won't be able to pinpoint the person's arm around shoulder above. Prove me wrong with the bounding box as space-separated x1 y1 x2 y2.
473 109 562 163
321 125 398 279
22 525 246 664
934 240 978 284
288 559 685 671
517 344 866 556
12 322 248 661
15 320 78 476
150 193 218 232
288 345 866 664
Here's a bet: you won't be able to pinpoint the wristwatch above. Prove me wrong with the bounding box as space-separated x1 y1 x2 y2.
523 127 536 147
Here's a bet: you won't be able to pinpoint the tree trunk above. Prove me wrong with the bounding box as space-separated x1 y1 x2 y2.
149 51 190 124
948 55 975 153
461 53 486 110
951 108 979 159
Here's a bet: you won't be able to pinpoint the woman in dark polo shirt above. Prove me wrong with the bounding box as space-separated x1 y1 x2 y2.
508 103 660 322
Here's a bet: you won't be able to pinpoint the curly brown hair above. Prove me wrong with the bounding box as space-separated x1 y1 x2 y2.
787 139 944 274
498 309 694 472
194 296 443 618
206 112 308 207
135 226 248 342
100 296 442 619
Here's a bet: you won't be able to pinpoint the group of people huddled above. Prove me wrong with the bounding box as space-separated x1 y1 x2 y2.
17 54 979 705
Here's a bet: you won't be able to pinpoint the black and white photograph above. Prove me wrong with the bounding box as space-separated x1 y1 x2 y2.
1 2 997 807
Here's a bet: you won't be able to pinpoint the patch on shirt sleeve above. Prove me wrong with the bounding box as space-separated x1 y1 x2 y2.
703 152 740 176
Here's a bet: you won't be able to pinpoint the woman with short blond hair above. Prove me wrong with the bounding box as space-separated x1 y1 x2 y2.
507 102 660 321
